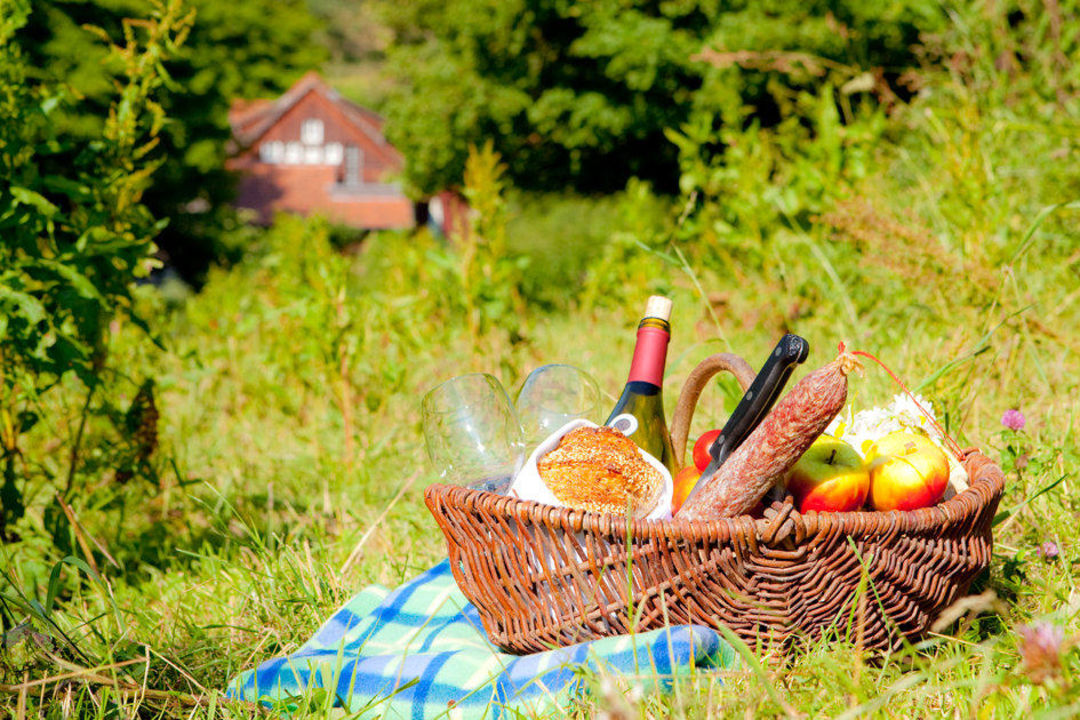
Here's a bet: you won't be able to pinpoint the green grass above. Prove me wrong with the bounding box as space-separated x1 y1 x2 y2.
4 10 1080 718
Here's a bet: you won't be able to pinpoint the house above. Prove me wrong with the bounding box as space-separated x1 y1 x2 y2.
227 72 418 231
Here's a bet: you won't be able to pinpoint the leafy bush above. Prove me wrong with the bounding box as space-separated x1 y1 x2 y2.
0 0 190 540
667 80 888 271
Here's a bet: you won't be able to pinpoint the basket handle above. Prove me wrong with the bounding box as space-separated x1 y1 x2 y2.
669 353 756 469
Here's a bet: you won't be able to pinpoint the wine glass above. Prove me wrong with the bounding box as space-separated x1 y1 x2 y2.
514 364 601 448
421 373 524 492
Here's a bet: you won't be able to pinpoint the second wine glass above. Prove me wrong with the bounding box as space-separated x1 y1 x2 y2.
514 364 601 448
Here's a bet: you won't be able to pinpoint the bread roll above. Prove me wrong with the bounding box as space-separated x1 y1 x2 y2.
537 426 663 517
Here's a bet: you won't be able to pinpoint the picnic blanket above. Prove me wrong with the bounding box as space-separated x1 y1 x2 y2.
226 560 739 718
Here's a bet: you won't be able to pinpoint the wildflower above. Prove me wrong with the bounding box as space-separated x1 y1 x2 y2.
595 675 642 720
1037 540 1060 560
1002 409 1026 431
1017 621 1065 684
826 393 944 459
1014 453 1030 471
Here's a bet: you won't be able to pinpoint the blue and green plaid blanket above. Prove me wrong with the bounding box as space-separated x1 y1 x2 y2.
226 560 739 717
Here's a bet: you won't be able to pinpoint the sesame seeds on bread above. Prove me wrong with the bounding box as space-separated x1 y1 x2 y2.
536 426 663 517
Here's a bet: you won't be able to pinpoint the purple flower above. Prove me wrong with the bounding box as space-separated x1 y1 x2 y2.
1002 409 1026 431
1037 541 1060 560
1017 622 1065 684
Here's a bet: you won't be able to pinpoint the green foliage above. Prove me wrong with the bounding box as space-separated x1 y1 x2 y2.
580 179 677 305
3 1 1080 716
378 0 942 195
0 0 192 539
506 183 672 309
666 82 887 277
20 0 327 283
182 214 465 466
457 142 529 340
306 0 389 64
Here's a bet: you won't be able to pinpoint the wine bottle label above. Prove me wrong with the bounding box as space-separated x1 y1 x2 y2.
608 413 639 436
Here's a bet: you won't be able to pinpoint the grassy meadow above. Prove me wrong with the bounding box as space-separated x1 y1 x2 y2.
4 3 1080 719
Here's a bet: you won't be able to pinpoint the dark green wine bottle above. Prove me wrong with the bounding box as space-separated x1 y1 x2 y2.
604 296 677 475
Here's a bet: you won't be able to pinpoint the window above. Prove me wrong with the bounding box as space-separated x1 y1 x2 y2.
259 141 284 163
343 145 363 186
301 118 324 145
284 142 303 164
303 145 323 164
324 143 344 165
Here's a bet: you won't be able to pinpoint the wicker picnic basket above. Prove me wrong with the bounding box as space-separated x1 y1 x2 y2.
424 353 1006 655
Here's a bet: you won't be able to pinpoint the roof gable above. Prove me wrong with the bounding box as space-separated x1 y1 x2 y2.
229 72 400 169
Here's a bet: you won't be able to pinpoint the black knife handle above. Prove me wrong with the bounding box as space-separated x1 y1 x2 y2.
707 334 809 465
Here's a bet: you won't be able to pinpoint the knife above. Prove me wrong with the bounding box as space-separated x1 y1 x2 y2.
681 334 809 505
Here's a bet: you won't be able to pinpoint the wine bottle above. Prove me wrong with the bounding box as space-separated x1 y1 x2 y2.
605 296 677 475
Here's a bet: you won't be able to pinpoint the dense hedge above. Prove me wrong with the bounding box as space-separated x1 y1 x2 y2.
379 0 943 196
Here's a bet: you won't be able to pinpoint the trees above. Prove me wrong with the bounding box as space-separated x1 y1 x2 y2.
378 0 941 196
20 0 326 282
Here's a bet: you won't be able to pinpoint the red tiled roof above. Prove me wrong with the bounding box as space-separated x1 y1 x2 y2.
229 72 391 155
227 98 273 128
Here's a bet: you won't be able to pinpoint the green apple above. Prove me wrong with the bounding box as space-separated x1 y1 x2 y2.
866 431 949 512
786 436 870 513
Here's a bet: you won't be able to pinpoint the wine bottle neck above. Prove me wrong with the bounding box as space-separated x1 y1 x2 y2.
627 318 669 387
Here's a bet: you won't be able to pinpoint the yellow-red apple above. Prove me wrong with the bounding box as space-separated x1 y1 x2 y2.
866 431 949 512
671 466 699 514
786 436 869 513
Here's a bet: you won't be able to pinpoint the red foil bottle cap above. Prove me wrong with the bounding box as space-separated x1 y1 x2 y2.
627 323 669 386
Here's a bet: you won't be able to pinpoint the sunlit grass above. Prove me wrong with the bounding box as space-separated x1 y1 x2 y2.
3 29 1080 720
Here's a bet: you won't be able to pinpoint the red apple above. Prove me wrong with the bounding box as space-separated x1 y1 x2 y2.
671 466 699 514
866 431 949 512
692 429 722 472
786 436 869 513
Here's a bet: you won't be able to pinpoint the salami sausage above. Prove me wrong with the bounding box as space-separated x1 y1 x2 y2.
678 349 861 520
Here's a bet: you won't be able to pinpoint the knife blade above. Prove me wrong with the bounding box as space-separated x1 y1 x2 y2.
681 334 809 506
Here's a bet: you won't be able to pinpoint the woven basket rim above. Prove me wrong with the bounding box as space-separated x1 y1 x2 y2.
426 447 1004 545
